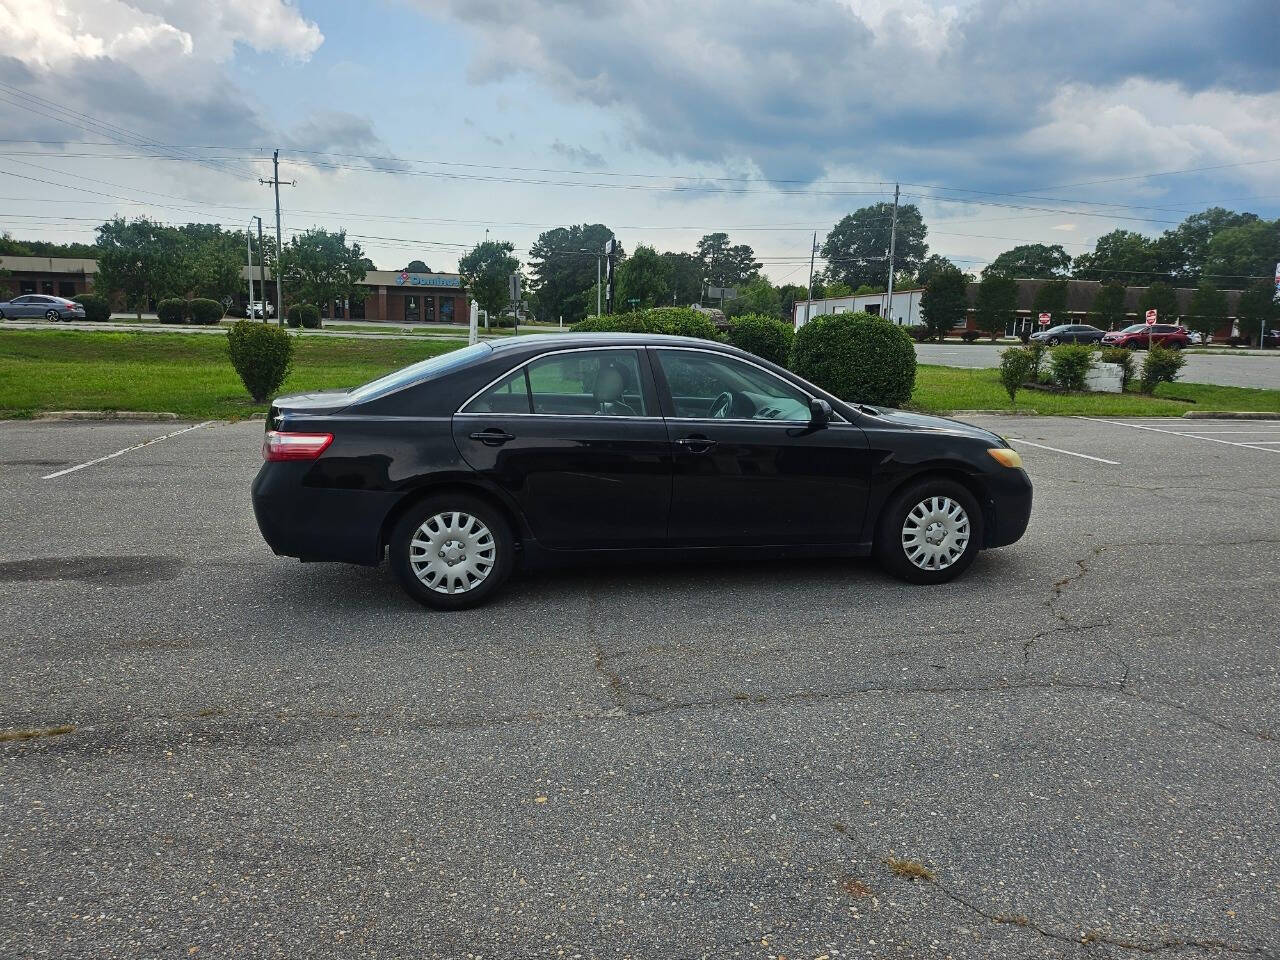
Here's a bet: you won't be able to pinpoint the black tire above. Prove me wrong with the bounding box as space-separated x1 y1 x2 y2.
45 309 60 322
389 493 514 610
1048 337 1060 346
874 478 984 585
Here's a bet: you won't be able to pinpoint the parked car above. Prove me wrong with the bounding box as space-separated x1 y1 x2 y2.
0 294 86 321
1187 331 1204 345
247 300 274 319
1100 323 1190 349
1029 323 1106 346
252 334 1034 609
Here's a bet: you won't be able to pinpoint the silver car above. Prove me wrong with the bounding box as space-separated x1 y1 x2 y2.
0 294 86 321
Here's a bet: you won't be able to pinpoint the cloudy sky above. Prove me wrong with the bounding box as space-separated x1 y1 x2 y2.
0 0 1277 282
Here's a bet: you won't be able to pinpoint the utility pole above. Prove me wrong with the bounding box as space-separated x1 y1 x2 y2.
256 217 266 320
885 183 899 323
259 150 293 326
604 238 617 314
805 230 817 327
597 254 601 316
246 219 255 320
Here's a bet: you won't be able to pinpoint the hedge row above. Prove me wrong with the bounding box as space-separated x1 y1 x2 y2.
156 297 225 325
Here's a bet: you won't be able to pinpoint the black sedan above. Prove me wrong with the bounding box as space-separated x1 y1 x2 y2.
252 334 1032 609
1029 323 1106 345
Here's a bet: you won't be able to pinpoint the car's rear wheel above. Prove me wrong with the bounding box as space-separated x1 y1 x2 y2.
45 309 60 322
1048 337 1060 345
389 494 514 609
875 478 983 585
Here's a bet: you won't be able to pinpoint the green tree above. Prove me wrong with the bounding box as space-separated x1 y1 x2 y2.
659 251 703 306
404 259 431 273
280 228 369 319
527 223 616 324
696 232 761 288
914 254 959 287
776 283 809 324
1185 281 1229 340
1203 219 1279 290
983 243 1071 279
1089 281 1129 330
725 276 780 319
94 217 184 319
1073 230 1170 283
973 274 1017 338
1164 207 1260 284
615 244 670 309
821 203 928 290
821 280 854 298
1138 281 1179 324
459 239 520 318
1032 279 1070 324
919 268 969 339
1235 281 1279 346
177 223 243 302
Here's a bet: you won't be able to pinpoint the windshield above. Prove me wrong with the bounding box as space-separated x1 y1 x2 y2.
346 342 491 403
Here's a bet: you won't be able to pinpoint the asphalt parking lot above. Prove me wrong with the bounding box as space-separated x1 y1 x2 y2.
914 343 1280 390
1 416 1277 959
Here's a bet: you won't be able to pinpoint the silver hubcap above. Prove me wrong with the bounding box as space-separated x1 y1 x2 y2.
901 495 970 571
409 511 496 594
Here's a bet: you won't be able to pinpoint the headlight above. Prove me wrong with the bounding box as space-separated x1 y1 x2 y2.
987 448 1023 468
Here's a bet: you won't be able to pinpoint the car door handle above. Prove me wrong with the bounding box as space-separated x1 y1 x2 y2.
470 429 515 446
676 436 717 452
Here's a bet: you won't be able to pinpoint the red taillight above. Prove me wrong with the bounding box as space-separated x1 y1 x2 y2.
263 430 333 461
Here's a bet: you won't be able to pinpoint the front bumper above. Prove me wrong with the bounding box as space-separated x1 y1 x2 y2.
983 468 1033 549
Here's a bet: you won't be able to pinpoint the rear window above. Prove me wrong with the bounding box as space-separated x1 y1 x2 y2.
346 342 491 403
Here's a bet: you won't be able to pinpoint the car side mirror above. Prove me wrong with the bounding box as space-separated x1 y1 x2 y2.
808 397 833 428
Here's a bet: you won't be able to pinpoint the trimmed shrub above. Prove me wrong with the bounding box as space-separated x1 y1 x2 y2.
156 298 186 324
299 304 322 329
227 320 294 403
188 298 224 326
960 329 981 343
1139 345 1186 395
1049 344 1094 391
1099 346 1135 391
999 347 1036 403
791 311 916 408
72 293 110 322
904 324 930 343
573 306 720 340
727 313 794 367
286 304 303 328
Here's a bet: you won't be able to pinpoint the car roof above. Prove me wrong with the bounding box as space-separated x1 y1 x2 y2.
484 332 756 358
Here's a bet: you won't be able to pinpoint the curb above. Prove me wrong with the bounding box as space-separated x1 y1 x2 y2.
34 410 180 421
948 409 1040 416
1183 411 1280 420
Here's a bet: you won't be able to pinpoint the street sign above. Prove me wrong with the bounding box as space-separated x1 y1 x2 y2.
1038 313 1050 326
508 272 521 304
1145 309 1157 325
1273 261 1279 301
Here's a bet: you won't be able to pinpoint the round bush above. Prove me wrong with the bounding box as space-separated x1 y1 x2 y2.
573 306 720 340
285 304 303 328
1140 345 1186 395
227 319 294 403
71 293 110 323
726 313 794 367
285 303 322 329
156 298 186 324
1048 344 1094 391
960 329 981 343
188 298 224 326
791 312 916 408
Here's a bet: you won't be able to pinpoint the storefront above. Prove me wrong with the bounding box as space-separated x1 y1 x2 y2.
0 256 97 300
357 270 469 324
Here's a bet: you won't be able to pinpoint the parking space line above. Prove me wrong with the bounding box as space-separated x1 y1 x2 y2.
1075 416 1280 454
1007 438 1119 465
42 421 214 479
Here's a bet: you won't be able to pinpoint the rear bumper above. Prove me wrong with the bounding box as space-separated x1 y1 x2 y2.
983 469 1033 549
251 464 397 565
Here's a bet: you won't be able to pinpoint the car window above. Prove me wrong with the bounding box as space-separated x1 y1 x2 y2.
655 349 810 421
524 349 649 417
347 342 491 403
1121 324 1146 333
464 368 532 414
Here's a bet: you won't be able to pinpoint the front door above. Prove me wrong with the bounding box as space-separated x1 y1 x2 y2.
452 347 671 550
650 347 871 546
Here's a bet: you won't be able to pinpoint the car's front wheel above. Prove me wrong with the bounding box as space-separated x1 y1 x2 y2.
875 478 983 585
389 494 514 609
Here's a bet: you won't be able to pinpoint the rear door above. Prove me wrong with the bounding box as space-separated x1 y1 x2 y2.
650 347 871 547
452 347 672 550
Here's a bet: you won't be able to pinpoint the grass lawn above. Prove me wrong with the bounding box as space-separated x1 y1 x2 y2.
3 329 1279 420
0 330 465 420
910 365 1280 416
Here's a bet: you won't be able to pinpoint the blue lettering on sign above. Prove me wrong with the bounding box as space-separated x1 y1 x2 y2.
395 272 458 288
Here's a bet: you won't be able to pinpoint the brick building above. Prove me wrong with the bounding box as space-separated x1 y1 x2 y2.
0 256 97 299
